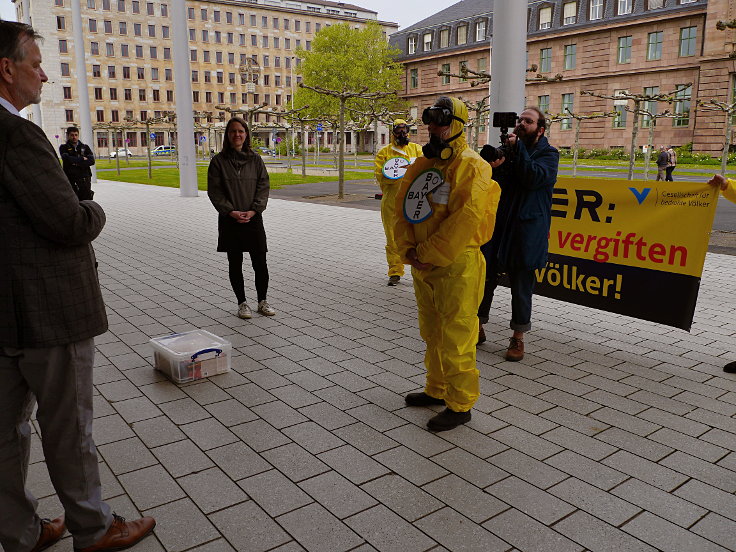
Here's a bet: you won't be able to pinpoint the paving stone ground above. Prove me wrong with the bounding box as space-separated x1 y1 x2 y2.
25 180 736 552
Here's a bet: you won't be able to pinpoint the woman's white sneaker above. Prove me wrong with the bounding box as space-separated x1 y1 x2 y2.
237 302 252 319
257 300 276 316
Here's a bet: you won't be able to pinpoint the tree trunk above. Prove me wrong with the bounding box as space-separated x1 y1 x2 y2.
301 122 307 177
721 112 732 176
338 98 345 199
373 119 378 154
628 99 641 181
644 122 655 181
146 121 152 179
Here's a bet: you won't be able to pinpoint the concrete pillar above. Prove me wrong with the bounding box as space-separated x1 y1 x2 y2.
488 0 527 146
171 0 198 197
70 0 96 182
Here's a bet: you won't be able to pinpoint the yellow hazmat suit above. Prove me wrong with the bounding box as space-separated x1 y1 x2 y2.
724 179 736 203
394 98 501 412
374 120 423 277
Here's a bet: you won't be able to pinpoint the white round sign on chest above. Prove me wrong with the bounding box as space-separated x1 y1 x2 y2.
403 168 445 224
382 157 410 180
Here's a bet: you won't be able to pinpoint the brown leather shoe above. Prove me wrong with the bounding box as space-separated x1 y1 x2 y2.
74 514 155 552
477 325 486 346
31 515 66 552
505 337 524 361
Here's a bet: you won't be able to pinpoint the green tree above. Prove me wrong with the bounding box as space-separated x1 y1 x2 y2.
295 22 403 198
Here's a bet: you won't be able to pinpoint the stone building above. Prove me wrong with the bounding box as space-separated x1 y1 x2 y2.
389 0 736 155
12 0 397 155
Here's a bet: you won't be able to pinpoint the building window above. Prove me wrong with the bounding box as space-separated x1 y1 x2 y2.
137 67 144 79
477 57 487 73
423 32 432 51
92 64 101 77
165 68 172 80
123 66 130 79
111 110 119 122
89 19 98 32
563 2 577 25
163 48 171 60
121 44 129 57
459 60 468 82
134 23 141 36
160 2 167 16
613 90 628 128
87 0 95 7
108 65 116 78
104 20 112 33
119 21 127 35
59 39 68 54
90 42 99 55
673 85 691 127
646 31 663 60
190 49 197 62
539 7 552 30
117 0 124 11
408 36 416 54
151 67 159 80
132 0 139 12
539 48 552 72
135 45 143 58
146 1 153 15
590 0 603 20
66 109 74 122
475 20 486 41
202 30 208 42
439 29 449 48
642 86 659 128
106 43 114 56
109 87 117 100
96 109 105 122
538 95 550 115
618 0 632 14
648 0 664 8
457 25 467 45
617 35 632 63
123 88 131 100
441 63 450 85
679 26 697 57
561 93 574 129
410 68 418 88
63 86 72 99
563 44 576 70
166 90 173 101
57 16 65 30
201 8 207 20
148 25 155 38
191 70 198 82
150 46 157 59
262 36 268 48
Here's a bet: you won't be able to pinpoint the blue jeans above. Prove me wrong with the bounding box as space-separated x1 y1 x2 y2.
477 256 536 332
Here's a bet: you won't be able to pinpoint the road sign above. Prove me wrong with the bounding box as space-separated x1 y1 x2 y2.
150 133 156 140
275 137 282 143
199 135 207 143
316 124 323 131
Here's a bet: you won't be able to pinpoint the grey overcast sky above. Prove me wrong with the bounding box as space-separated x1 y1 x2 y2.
0 0 458 31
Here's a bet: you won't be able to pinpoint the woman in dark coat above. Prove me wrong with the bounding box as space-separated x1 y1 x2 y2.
207 117 276 319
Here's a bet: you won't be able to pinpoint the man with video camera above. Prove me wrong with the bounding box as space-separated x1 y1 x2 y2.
478 107 559 361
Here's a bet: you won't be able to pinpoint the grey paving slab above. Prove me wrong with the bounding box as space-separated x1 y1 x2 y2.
276 503 364 552
209 500 292 552
345 505 436 552
415 507 510 552
70 183 736 552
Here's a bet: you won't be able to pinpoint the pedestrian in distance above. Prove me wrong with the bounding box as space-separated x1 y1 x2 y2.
0 20 155 552
394 96 501 431
60 125 96 200
207 116 276 319
477 107 560 361
707 173 736 374
666 145 677 181
374 118 423 286
656 145 669 181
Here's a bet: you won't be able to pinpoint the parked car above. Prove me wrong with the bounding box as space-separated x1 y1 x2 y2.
152 145 176 156
259 147 276 156
109 148 133 158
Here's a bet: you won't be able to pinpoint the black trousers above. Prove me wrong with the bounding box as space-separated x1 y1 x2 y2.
227 251 268 304
665 166 675 181
71 177 94 201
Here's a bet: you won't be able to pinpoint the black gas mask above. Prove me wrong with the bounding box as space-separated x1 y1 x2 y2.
393 126 409 147
421 105 464 160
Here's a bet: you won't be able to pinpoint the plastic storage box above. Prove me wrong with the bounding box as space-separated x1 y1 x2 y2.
150 330 231 384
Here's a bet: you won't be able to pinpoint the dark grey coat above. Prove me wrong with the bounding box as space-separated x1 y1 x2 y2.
207 151 270 252
0 105 108 348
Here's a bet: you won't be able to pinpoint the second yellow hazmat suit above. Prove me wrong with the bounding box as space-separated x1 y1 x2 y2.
374 120 423 278
394 98 501 413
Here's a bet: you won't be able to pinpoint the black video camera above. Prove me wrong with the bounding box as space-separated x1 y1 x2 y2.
480 111 518 163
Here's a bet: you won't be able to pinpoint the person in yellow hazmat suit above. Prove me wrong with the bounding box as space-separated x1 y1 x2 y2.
393 96 501 431
374 120 423 286
708 173 736 374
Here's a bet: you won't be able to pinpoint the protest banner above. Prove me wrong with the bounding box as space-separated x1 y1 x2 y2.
530 177 718 330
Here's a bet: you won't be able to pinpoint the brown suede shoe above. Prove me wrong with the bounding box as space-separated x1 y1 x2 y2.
505 337 524 361
477 325 486 346
74 514 155 552
31 515 66 552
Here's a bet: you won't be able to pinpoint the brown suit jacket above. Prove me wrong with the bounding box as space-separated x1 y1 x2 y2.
0 104 108 348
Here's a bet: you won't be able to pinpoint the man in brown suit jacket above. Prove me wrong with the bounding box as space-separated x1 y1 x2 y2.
0 22 154 552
